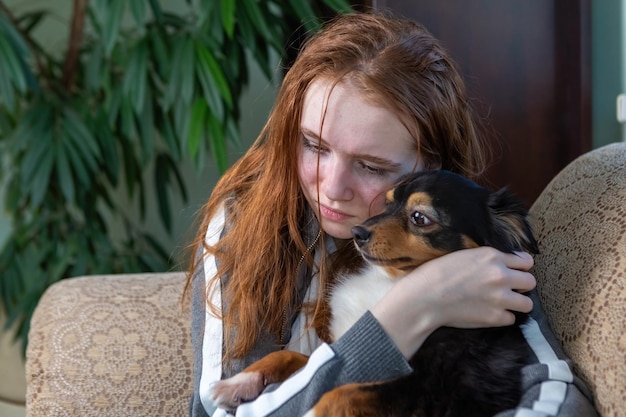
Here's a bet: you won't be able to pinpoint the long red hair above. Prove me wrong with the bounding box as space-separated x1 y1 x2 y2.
186 11 488 363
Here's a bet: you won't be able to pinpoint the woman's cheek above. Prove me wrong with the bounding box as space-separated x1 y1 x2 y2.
367 191 388 216
298 154 317 185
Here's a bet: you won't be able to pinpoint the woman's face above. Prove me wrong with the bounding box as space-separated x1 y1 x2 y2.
298 79 424 239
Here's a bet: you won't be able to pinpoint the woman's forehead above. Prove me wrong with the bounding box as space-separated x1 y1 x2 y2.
300 78 419 165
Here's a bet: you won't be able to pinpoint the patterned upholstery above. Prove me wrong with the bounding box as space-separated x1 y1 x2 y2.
26 272 193 417
529 143 626 417
25 143 626 416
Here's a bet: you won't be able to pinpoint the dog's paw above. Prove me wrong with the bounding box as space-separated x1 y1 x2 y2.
209 371 265 411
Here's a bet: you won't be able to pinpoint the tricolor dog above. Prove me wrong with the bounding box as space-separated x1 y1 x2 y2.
211 170 539 417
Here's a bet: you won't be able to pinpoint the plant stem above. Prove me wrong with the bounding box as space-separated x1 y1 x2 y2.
61 0 88 91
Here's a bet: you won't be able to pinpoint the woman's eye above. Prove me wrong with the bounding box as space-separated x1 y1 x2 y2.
302 137 327 154
410 211 432 226
359 162 388 176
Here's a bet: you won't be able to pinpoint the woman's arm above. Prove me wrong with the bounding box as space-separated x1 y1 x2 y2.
189 208 412 417
371 247 536 359
212 312 412 417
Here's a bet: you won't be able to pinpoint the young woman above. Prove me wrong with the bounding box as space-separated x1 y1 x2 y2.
187 11 598 417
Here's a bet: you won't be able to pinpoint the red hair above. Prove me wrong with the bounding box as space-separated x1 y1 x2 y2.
186 11 487 363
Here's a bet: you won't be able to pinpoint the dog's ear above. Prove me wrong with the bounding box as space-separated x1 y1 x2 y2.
487 188 539 254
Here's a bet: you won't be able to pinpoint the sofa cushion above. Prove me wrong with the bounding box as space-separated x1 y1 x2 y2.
26 272 193 417
529 143 626 417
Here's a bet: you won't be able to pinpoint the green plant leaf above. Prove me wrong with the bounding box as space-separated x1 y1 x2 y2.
20 128 52 191
61 136 90 188
55 141 75 202
207 113 228 174
138 87 155 164
93 110 120 185
103 0 126 55
179 38 195 106
187 98 206 159
240 0 273 44
148 31 170 79
195 42 232 107
106 86 122 127
62 107 100 174
220 0 236 39
287 0 320 32
120 95 137 140
0 61 16 111
129 0 146 26
225 115 241 150
159 112 181 160
0 107 12 137
28 141 54 208
163 35 185 110
85 42 103 93
154 153 172 233
147 0 163 23
195 62 223 121
0 34 27 93
123 40 148 114
321 0 354 14
170 97 189 152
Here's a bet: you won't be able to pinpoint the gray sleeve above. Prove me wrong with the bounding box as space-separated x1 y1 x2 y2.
495 290 599 417
189 254 211 417
229 311 412 417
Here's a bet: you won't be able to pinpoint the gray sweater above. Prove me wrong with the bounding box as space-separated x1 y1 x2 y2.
189 210 598 417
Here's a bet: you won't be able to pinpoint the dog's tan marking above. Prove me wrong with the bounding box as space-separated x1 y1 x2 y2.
241 350 309 379
385 189 395 204
309 382 385 417
461 235 480 249
407 192 433 210
403 233 449 265
383 265 407 278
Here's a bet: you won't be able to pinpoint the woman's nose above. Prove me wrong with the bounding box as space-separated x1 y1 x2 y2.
321 159 354 201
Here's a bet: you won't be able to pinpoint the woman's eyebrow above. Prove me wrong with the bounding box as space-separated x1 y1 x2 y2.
300 127 402 169
300 127 322 141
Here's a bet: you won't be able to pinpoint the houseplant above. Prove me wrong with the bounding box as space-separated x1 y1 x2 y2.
0 0 353 352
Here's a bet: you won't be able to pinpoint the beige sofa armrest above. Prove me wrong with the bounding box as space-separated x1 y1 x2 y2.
530 143 626 417
26 272 193 417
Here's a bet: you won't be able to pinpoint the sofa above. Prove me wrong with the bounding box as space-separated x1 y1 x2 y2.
25 143 626 417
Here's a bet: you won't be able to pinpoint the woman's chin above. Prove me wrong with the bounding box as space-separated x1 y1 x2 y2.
321 223 355 241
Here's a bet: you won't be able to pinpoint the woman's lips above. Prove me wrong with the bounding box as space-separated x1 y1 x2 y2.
319 204 351 222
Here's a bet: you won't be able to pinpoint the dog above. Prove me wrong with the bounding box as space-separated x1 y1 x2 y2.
210 170 539 417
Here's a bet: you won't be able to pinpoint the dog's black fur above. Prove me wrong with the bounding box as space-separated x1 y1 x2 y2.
329 170 539 417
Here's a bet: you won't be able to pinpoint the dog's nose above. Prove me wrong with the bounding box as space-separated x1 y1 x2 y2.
351 226 371 246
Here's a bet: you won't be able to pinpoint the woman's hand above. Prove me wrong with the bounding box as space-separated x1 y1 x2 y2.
370 247 536 359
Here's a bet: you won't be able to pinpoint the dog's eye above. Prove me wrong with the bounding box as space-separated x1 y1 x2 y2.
410 211 432 226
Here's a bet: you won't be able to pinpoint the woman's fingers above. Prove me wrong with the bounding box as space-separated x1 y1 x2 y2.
508 269 537 293
507 251 535 271
501 285 534 313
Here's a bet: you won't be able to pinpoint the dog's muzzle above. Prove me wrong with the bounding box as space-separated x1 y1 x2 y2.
351 226 371 247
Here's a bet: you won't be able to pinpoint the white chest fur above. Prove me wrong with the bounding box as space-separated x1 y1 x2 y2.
329 265 396 340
